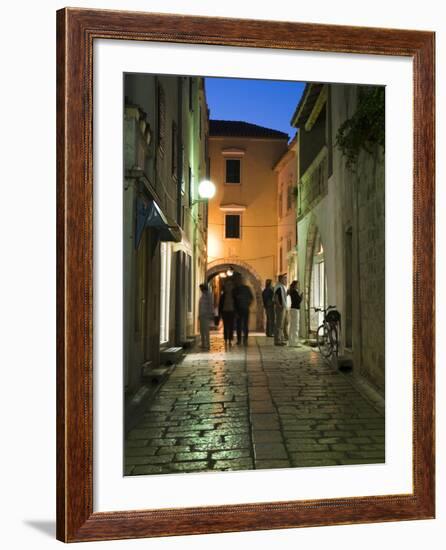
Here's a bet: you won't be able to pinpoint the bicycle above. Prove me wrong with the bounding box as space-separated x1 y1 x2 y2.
314 305 341 360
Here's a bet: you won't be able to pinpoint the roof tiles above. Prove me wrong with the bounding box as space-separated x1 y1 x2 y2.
209 119 288 140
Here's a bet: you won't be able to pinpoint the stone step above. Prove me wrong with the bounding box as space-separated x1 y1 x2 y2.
160 346 184 365
142 365 170 383
181 337 197 349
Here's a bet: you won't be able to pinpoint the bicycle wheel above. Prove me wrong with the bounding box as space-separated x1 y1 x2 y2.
328 324 338 356
317 324 333 358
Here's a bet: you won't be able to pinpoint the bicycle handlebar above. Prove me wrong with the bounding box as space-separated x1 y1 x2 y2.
313 305 337 312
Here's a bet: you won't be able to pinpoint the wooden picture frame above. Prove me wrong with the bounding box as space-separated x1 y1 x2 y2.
56 7 435 542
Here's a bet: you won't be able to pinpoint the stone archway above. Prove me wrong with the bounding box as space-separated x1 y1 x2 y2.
206 259 264 332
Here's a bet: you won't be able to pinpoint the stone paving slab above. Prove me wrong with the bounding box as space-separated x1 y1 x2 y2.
125 334 385 476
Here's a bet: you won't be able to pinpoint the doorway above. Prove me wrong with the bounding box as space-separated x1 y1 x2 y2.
309 233 326 333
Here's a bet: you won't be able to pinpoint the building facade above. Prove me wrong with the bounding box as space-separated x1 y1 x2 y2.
123 74 209 429
273 133 299 282
207 120 288 331
292 83 385 393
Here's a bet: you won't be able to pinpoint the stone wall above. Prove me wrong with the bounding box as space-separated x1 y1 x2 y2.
330 84 385 393
355 147 385 391
296 84 385 395
123 75 208 399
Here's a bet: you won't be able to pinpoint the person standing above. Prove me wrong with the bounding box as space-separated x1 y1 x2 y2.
262 279 275 337
198 283 214 350
274 274 288 346
283 292 290 342
288 280 303 347
233 274 253 346
218 277 236 346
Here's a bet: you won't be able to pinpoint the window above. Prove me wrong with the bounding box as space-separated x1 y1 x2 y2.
225 214 241 239
311 261 325 309
310 235 326 331
279 246 283 273
278 191 283 219
225 159 241 184
160 242 172 344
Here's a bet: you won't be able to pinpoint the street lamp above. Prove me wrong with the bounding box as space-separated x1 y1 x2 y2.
192 179 216 204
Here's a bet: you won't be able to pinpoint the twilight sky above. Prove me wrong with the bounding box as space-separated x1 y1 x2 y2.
205 77 305 140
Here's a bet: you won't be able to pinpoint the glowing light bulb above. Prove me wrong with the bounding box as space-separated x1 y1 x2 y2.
197 179 216 200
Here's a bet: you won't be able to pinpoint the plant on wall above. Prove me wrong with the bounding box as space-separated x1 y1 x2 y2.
335 86 385 169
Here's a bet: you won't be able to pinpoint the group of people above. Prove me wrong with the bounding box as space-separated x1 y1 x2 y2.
262 274 303 347
198 272 302 351
198 273 253 350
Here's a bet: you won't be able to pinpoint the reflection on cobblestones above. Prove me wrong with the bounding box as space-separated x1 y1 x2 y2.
125 335 384 475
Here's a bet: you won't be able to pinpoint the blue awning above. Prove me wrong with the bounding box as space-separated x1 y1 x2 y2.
135 197 182 248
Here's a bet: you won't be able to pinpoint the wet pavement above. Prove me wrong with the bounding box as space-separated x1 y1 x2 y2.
125 334 385 475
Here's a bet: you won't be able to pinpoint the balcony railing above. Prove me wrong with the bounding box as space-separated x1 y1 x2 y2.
298 146 328 219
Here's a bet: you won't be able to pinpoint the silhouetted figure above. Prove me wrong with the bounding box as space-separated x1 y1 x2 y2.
274 274 288 346
218 277 236 346
198 283 213 350
262 279 275 337
233 274 253 346
288 280 303 347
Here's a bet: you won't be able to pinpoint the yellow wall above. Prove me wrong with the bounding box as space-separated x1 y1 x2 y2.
208 136 288 286
275 135 298 281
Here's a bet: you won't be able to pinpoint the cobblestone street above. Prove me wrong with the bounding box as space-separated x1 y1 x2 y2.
125 335 385 475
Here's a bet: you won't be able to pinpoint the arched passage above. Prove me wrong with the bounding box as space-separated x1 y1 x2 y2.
206 260 264 332
303 218 327 337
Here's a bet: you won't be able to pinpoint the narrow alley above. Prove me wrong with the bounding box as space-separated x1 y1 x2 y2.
123 78 386 475
125 335 385 475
